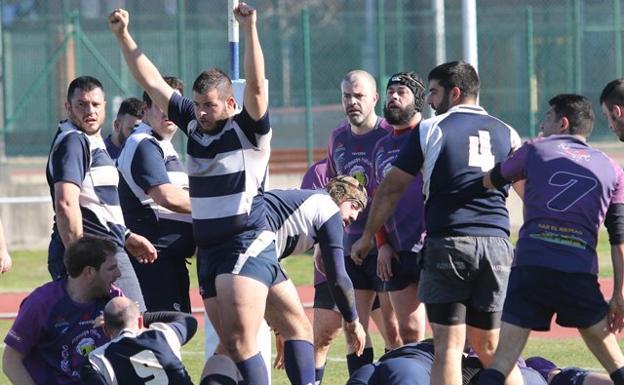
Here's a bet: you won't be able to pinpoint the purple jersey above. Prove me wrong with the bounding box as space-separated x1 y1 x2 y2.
4 279 122 385
300 158 329 190
327 118 392 236
500 135 624 273
372 128 426 253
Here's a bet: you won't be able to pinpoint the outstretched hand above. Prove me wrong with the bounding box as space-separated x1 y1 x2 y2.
233 2 257 29
125 233 157 264
108 8 130 37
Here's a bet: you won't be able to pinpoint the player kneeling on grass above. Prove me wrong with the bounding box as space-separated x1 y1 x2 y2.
479 94 624 385
264 176 368 371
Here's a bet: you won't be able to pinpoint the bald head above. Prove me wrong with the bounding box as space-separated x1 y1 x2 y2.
104 297 140 336
342 70 377 91
341 70 379 130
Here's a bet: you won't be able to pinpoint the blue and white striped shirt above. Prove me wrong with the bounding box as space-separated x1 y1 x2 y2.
168 93 271 246
117 123 195 258
46 121 126 253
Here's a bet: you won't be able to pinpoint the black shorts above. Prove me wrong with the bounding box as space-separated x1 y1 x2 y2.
313 281 381 311
502 266 609 331
379 250 421 292
418 236 513 312
197 230 287 299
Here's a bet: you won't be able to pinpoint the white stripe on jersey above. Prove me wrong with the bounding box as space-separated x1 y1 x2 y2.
232 230 275 274
274 193 340 257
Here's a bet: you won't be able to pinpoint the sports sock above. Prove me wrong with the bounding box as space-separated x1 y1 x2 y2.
610 367 624 385
478 368 506 385
314 364 326 385
284 339 315 385
346 347 373 375
236 352 268 385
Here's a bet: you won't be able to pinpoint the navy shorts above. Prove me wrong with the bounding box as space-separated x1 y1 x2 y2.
313 281 381 311
131 250 191 313
550 368 588 385
197 230 287 299
418 236 513 312
502 266 608 331
379 250 421 292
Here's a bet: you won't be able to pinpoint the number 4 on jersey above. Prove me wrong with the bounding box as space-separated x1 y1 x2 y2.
468 130 495 172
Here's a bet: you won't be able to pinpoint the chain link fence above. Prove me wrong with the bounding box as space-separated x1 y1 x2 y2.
1 0 623 157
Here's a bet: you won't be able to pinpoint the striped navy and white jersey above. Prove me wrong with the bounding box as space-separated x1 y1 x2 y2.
264 189 340 259
82 322 193 385
264 188 358 321
394 105 521 238
117 123 194 257
46 121 126 251
168 93 271 246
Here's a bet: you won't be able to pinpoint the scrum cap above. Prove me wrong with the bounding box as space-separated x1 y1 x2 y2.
326 175 368 209
386 71 426 112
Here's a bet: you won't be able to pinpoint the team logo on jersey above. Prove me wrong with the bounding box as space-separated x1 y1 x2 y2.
350 165 369 189
557 143 591 162
76 337 97 356
334 144 347 171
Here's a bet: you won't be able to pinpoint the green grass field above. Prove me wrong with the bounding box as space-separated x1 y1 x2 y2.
0 236 619 384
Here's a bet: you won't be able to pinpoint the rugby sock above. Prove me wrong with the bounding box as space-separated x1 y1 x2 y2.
477 368 506 385
346 347 374 375
284 340 315 385
314 364 326 385
236 352 268 385
610 367 624 385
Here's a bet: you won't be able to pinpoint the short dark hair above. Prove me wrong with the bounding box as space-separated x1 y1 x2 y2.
192 68 232 100
117 97 145 119
67 76 104 102
428 61 479 100
548 93 595 137
143 76 184 108
64 235 117 278
600 79 624 108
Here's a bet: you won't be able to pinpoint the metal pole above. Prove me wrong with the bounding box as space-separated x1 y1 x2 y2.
462 0 478 72
527 6 537 138
433 0 446 65
72 10 81 76
574 0 582 92
228 0 240 80
0 0 7 160
615 0 622 77
377 0 386 95
396 0 404 70
176 0 186 80
302 6 313 165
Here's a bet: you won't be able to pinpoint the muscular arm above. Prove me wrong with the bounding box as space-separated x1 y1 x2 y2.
235 4 267 120
147 184 191 214
109 10 174 115
54 181 83 248
361 167 414 242
3 346 36 385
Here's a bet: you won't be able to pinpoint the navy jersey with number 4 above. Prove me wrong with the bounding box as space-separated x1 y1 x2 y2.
394 105 521 238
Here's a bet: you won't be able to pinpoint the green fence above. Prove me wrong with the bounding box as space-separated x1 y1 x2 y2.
1 0 623 157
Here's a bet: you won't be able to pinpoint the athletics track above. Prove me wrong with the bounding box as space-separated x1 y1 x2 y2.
0 279 616 339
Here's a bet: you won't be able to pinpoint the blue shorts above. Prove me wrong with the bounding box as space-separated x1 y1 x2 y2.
197 230 287 299
379 250 421 292
502 266 609 331
131 250 191 313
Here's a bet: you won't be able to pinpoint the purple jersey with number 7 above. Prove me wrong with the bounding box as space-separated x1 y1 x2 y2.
500 135 624 274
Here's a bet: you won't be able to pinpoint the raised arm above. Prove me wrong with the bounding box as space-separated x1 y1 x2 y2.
234 3 267 120
108 9 174 115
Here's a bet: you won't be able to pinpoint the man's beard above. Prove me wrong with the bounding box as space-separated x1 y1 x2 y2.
383 102 417 125
434 93 451 115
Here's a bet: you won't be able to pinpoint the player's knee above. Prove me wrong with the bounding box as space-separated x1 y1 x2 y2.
314 326 339 347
